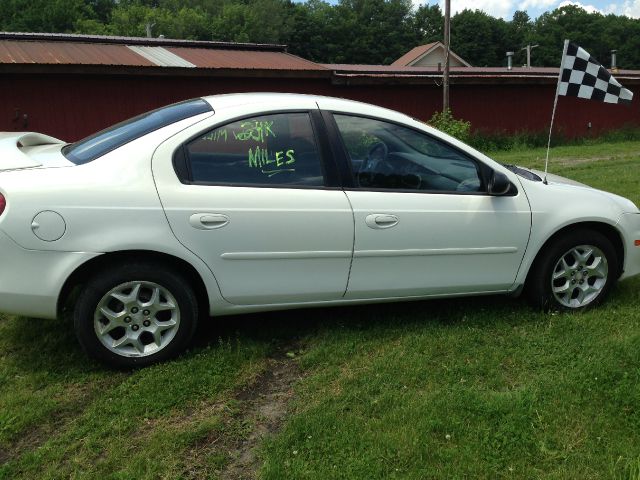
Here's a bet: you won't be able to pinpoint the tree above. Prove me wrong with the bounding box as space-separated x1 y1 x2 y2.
322 0 416 64
451 9 508 67
108 3 210 39
1 0 640 69
533 5 607 67
505 10 533 66
0 0 90 32
211 0 295 44
412 4 443 45
286 0 337 62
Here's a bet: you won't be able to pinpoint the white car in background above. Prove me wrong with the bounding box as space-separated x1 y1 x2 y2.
0 93 639 368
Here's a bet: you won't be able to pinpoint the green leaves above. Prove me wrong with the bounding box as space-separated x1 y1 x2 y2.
2 1 640 69
428 110 471 142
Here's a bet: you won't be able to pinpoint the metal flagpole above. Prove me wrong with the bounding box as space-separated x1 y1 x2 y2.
544 39 570 184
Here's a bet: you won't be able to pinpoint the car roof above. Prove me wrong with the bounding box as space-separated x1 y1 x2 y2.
200 92 409 122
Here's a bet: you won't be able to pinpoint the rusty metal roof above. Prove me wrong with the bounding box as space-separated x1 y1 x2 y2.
324 64 640 86
167 47 326 70
390 42 472 67
0 32 326 72
1 33 637 81
390 43 438 66
326 64 562 75
0 39 154 66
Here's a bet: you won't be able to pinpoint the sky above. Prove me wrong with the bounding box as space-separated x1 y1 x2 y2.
421 0 640 20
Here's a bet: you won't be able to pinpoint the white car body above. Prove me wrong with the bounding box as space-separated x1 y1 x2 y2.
0 93 639 366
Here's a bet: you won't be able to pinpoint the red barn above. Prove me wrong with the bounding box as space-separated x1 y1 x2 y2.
1 32 639 141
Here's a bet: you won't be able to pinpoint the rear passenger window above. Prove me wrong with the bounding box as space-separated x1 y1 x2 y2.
185 113 325 186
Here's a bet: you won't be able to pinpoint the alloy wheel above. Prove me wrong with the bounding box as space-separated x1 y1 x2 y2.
93 281 181 357
551 245 608 308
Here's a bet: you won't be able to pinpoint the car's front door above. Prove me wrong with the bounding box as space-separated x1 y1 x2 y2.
153 110 354 305
326 113 532 299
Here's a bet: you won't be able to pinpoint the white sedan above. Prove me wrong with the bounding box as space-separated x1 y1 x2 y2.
1 93 639 367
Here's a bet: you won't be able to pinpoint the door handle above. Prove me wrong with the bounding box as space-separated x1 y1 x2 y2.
189 213 230 230
365 214 399 229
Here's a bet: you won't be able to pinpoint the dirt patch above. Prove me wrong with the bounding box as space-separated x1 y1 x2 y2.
222 355 301 479
183 342 304 480
554 153 634 166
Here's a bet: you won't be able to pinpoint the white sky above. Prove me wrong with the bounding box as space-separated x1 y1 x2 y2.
421 0 640 19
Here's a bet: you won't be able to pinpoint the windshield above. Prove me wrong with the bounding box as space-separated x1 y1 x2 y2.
62 98 212 165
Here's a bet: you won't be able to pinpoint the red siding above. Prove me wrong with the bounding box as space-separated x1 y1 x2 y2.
0 73 638 142
449 84 640 136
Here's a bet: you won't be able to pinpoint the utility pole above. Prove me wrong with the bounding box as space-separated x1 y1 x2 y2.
443 0 450 112
521 44 538 68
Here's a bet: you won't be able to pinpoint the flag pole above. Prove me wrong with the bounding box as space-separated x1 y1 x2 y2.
544 39 570 184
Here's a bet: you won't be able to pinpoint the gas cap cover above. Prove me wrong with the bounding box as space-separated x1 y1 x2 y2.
31 210 66 241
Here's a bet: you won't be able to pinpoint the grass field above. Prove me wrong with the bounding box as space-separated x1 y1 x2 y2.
2 141 640 479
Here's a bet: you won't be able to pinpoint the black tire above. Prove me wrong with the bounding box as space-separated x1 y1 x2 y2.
525 229 619 311
74 262 198 368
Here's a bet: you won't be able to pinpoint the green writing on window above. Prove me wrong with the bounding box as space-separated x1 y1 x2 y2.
248 147 295 177
202 129 228 142
234 121 275 143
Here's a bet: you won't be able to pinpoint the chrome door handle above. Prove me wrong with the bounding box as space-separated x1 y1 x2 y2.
365 214 399 229
189 213 230 230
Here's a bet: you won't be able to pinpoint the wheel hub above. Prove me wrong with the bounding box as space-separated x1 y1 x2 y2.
551 244 608 308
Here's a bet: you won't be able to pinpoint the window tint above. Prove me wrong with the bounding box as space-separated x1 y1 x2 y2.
185 113 324 186
63 99 212 165
333 114 482 193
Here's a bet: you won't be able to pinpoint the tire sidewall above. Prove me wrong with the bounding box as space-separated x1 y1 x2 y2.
74 263 198 368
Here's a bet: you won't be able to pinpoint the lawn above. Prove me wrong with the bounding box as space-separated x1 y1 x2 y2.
2 141 640 479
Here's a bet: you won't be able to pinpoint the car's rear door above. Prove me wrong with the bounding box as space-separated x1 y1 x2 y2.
320 109 531 299
152 106 354 306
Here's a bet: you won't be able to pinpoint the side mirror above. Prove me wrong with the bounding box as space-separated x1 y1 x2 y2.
488 171 512 196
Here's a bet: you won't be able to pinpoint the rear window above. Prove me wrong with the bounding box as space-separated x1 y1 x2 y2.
62 99 212 165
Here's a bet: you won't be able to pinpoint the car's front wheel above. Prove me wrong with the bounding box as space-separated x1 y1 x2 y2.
526 229 619 311
74 263 198 368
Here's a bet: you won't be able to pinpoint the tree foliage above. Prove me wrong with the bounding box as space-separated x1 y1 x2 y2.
428 109 471 142
2 0 640 68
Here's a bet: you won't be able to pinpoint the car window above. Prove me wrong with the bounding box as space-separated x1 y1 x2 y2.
333 114 483 193
63 99 212 165
185 113 325 186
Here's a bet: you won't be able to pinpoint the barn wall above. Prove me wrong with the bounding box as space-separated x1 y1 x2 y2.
448 83 640 137
1 73 638 142
1 74 334 141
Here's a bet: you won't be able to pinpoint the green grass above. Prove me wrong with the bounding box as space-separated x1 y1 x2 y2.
2 141 640 479
260 290 640 479
488 141 640 205
0 314 270 479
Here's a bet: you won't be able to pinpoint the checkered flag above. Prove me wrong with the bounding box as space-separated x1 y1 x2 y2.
559 42 633 104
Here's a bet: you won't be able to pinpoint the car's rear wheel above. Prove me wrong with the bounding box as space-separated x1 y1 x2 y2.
526 229 618 311
74 263 198 368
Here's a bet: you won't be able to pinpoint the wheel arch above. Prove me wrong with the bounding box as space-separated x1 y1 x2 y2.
525 221 624 286
57 250 210 318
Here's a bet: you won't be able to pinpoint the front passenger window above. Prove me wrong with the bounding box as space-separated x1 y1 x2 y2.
333 114 482 193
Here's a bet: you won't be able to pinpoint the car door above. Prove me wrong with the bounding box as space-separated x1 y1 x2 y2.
152 109 354 306
324 112 532 299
